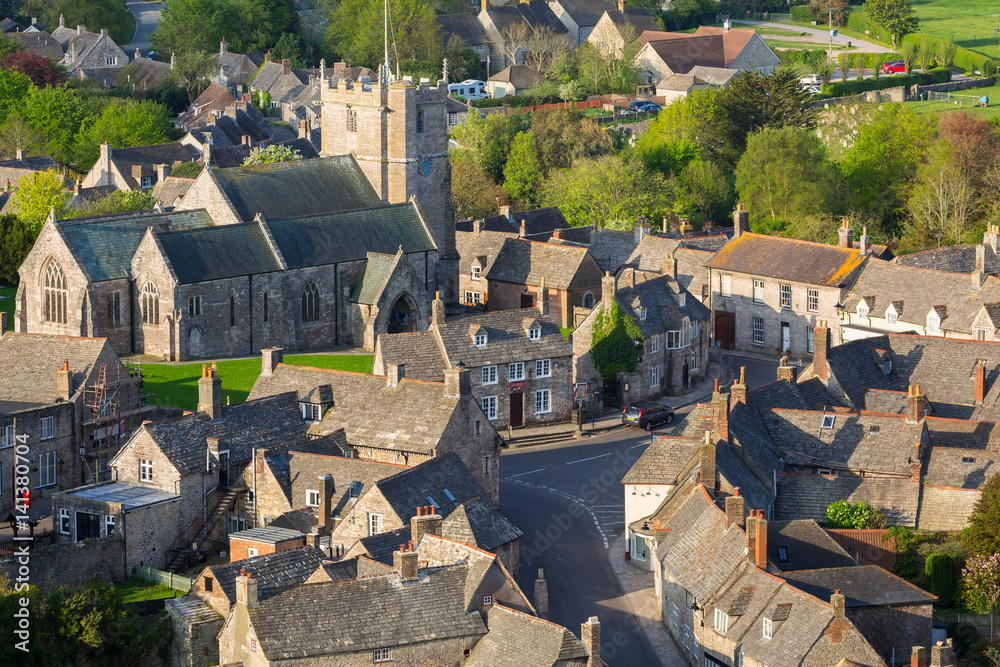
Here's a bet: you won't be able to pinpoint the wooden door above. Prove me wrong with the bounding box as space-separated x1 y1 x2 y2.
715 311 735 350
510 393 523 427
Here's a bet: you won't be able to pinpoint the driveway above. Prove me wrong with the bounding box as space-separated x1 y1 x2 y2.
124 0 162 57
743 20 893 54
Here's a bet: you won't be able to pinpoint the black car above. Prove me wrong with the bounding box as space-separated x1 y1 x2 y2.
622 402 675 430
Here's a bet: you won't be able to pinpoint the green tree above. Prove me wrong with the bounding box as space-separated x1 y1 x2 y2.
502 131 543 207
0 69 30 124
678 158 735 223
942 38 958 67
326 0 442 70
736 126 838 221
22 84 85 165
907 143 973 248
964 472 1000 557
863 0 919 50
64 189 159 218
73 99 171 170
152 0 235 56
900 40 919 74
243 144 302 165
636 88 728 165
0 30 21 59
0 213 35 285
169 50 218 102
637 137 701 177
11 170 68 229
42 0 136 46
450 152 508 219
528 108 613 172
451 109 529 183
0 111 44 159
925 553 957 607
170 161 205 179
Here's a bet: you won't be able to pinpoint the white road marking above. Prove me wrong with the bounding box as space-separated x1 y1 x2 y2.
566 452 612 465
504 478 610 549
630 443 649 449
504 468 544 479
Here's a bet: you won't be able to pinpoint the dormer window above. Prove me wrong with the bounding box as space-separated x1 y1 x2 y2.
471 324 487 348
471 265 481 280
475 333 486 348
528 326 540 341
762 617 772 639
301 403 326 421
639 307 647 320
857 302 869 320
927 310 942 334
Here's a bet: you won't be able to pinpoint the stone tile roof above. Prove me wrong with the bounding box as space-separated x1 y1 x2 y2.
177 83 235 128
705 233 867 287
485 238 601 290
376 330 448 383
166 595 223 623
767 520 857 572
108 142 194 189
713 440 773 513
442 497 523 551
282 449 406 518
895 243 1000 274
211 155 382 221
626 236 715 297
3 30 63 59
774 473 920 526
622 435 699 485
456 229 515 275
117 56 171 92
0 333 111 403
658 73 706 91
643 34 727 74
554 0 614 28
710 564 784 641
457 207 571 241
615 273 712 337
0 154 57 189
466 604 589 666
151 176 195 208
132 391 307 476
738 583 836 667
206 546 325 607
781 565 935 607
55 209 215 281
924 446 999 489
415 533 510 609
604 7 660 35
488 65 547 90
247 565 486 658
268 507 317 534
825 529 899 572
926 417 1000 451
249 365 463 455
686 65 739 86
486 2 569 35
436 13 490 45
156 223 282 283
248 61 310 103
588 229 637 273
357 526 411 564
350 252 398 305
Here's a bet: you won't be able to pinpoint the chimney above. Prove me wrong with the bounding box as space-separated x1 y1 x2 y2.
317 475 333 535
860 225 870 255
723 18 731 32
711 380 730 441
15 148 24 162
537 276 549 316
931 640 957 667
170 51 175 70
832 589 846 619
386 363 405 388
100 142 111 164
705 220 713 231
135 47 141 61
236 570 258 607
303 118 311 142
431 291 446 327
985 225 1000 253
56 360 71 400
601 271 617 307
282 59 291 75
975 359 986 404
472 219 482 234
519 220 527 238
662 252 676 280
838 217 853 249
733 203 750 238
482 0 489 11
699 430 716 489
634 223 650 243
777 355 798 383
499 204 513 223
755 510 768 569
411 505 443 546
156 163 171 183
265 50 271 63
552 228 562 240
220 38 227 55
906 385 925 424
100 29 107 37
77 24 85 34
730 366 747 409
974 245 987 290
0 311 7 337
198 364 222 419
59 14 64 29
911 442 923 482
202 140 211 166
662 215 669 234
393 543 419 581
618 0 626 12
535 569 549 619
582 617 601 667
725 489 744 528
746 511 758 564
261 347 284 377
443 364 471 399
813 321 830 381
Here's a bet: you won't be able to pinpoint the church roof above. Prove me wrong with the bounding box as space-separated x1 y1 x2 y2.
350 252 399 305
156 223 283 284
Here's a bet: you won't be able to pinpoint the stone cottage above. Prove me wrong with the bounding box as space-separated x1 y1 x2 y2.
80 142 195 192
50 19 128 87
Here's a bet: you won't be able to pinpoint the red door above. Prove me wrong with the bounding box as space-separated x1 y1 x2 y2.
715 311 736 350
510 393 523 427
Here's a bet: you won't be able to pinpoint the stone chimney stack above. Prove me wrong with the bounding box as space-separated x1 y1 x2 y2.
730 366 747 410
733 203 750 238
699 430 716 489
911 647 929 667
282 59 291 75
975 359 986 404
777 355 798 383
386 363 405 388
59 14 64 29
220 38 227 55
537 276 549 316
394 542 419 581
100 28 107 37
260 347 284 377
56 360 71 400
860 225 870 255
431 291 446 327
662 215 669 234
601 271 617 307
906 385 926 424
235 570 258 607
318 475 333 535
499 204 512 224
746 511 758 564
813 322 831 381
198 364 222 419
711 379 730 441
838 217 853 249
411 505 443 546
156 163 171 183
634 222 650 243
725 489 744 528
482 0 490 11
985 224 1000 253
77 24 85 34
754 510 768 569
100 142 111 164
618 0 626 12
582 617 601 667
519 220 527 238
443 364 471 399
832 589 846 619
930 639 957 667
662 252 676 280
535 569 549 619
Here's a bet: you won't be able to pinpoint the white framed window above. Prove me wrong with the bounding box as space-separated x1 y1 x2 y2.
482 365 498 385
691 350 699 371
886 309 898 325
807 289 819 313
780 284 791 309
105 57 117 66
374 648 392 663
301 403 324 421
474 333 487 348
471 265 481 280
35 451 55 488
464 291 482 305
247 547 258 557
671 605 679 628
509 362 524 381
483 456 491 476
0 423 12 449
40 416 54 440
482 395 497 420
650 334 659 353
927 312 941 334
483 594 493 605
857 302 869 320
59 508 70 534
139 459 153 482
527 326 540 340
720 274 732 297
762 617 773 639
105 515 116 537
535 359 551 378
821 414 836 429
639 307 647 320
368 513 383 536
140 176 152 189
535 389 551 414
306 489 320 507
667 331 681 348
715 608 729 633
249 637 257 652
690 319 698 339
752 316 764 346
753 280 764 303
979 327 990 341
270 101 279 109
650 366 659 387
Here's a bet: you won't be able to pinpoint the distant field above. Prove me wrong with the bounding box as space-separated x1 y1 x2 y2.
912 0 1000 60
137 353 374 410
908 84 1000 118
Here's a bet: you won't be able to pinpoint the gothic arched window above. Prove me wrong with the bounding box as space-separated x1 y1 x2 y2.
302 282 320 323
141 282 159 325
42 259 67 324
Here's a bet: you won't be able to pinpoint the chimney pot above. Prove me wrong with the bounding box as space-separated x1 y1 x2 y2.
725 489 745 528
198 362 223 419
975 359 986 404
443 366 471 399
838 217 854 249
733 204 750 238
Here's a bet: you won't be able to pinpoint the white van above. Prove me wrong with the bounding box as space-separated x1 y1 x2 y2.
448 79 487 100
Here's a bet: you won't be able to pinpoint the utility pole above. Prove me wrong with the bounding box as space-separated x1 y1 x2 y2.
828 7 834 69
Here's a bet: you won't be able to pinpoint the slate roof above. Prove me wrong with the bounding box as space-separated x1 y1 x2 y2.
642 34 727 74
658 73 706 91
485 2 569 35
155 223 282 283
456 207 571 241
151 176 195 208
376 330 449 383
705 233 868 287
109 143 194 189
0 155 57 189
206 546 325 606
3 30 63 60
554 0 614 28
210 155 383 221
489 65 547 90
129 391 307 476
614 273 712 338
247 566 486 658
266 202 436 268
268 507 318 534
456 229 515 276
466 604 589 666
588 229 637 273
686 65 739 86
604 7 660 35
248 61 310 103
350 252 399 305
356 526 411 565
485 237 601 290
774 473 920 526
0 333 112 403
436 13 491 45
56 209 215 282
442 497 524 551
626 235 714 298
767 520 857 572
229 526 303 545
781 565 935 607
926 417 1000 451
622 435 699 485
924 446 999 489
281 448 406 518
117 57 171 92
895 243 1000 274
738 583 837 667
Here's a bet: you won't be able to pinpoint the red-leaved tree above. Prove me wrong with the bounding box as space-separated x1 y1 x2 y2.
0 51 67 87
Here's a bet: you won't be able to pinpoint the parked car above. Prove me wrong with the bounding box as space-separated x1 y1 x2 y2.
636 102 662 113
882 60 906 74
799 74 821 87
629 100 652 112
807 84 822 95
622 402 675 431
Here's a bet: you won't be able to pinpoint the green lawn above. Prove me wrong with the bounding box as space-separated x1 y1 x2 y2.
0 285 14 319
911 0 999 60
137 353 374 410
766 39 857 51
117 577 185 603
908 84 1000 118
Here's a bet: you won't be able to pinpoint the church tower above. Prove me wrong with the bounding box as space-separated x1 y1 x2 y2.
321 75 459 305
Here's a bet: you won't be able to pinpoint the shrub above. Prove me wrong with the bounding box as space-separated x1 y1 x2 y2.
826 499 888 529
926 553 957 607
790 5 813 22
821 67 951 97
471 94 563 109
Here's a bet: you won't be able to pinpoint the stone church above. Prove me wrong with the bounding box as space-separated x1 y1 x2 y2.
14 77 460 360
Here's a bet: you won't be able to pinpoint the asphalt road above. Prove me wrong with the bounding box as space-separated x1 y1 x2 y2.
124 0 161 56
499 353 777 666
717 351 781 389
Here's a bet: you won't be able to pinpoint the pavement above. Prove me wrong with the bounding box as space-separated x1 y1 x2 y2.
742 20 892 53
124 0 162 57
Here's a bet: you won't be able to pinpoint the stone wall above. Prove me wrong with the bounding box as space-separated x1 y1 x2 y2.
125 495 185 571
175 169 243 225
470 353 575 430
914 77 994 98
165 595 224 667
1 538 124 592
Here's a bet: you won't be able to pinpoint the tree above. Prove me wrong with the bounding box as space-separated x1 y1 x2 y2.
937 112 1000 194
963 553 1000 613
964 471 1000 557
42 0 136 46
900 40 918 74
326 0 442 70
573 40 641 95
0 111 43 159
450 152 508 219
636 88 728 165
63 189 159 218
942 37 958 67
0 51 66 87
522 26 573 76
450 109 529 183
0 213 35 285
864 0 919 50
11 170 68 229
908 145 974 248
0 69 30 124
243 144 302 165
736 126 839 221
637 137 701 177
73 98 171 170
153 0 235 56
22 85 85 165
925 553 957 607
170 161 204 179
0 29 20 59
491 22 531 68
807 0 849 23
169 50 217 102
441 36 481 83
529 108 612 172
502 131 543 207
678 158 735 223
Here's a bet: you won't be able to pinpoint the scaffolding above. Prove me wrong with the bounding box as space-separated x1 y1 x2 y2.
80 359 154 483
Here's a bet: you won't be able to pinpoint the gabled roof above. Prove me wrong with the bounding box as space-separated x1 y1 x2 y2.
204 546 324 606
416 533 516 610
641 34 726 74
155 223 282 283
693 26 757 67
614 273 712 337
441 497 524 551
0 333 113 403
552 0 614 28
151 176 195 208
775 472 920 526
0 155 58 189
484 237 601 290
437 13 490 45
658 73 707 91
3 30 63 60
488 65 547 90
686 65 739 86
350 252 399 305
895 242 1000 274
603 8 660 35
704 233 868 287
622 435 699 485
484 2 569 35
466 604 589 666
117 57 171 92
456 228 515 274
781 565 935 607
767 520 857 572
588 229 637 273
248 61 310 103
108 142 195 189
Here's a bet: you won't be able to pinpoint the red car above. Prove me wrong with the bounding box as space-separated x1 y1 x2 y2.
881 60 906 74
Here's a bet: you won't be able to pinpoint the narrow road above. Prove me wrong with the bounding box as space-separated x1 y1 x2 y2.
743 20 893 54
124 0 162 57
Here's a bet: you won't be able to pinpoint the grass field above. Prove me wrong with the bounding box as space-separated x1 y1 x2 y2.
136 353 374 410
908 84 1000 118
912 0 1000 60
117 577 185 603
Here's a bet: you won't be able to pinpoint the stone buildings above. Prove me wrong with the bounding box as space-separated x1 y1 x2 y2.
0 151 57 191
80 142 195 191
374 298 574 428
587 1 660 56
50 19 127 86
487 65 547 97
